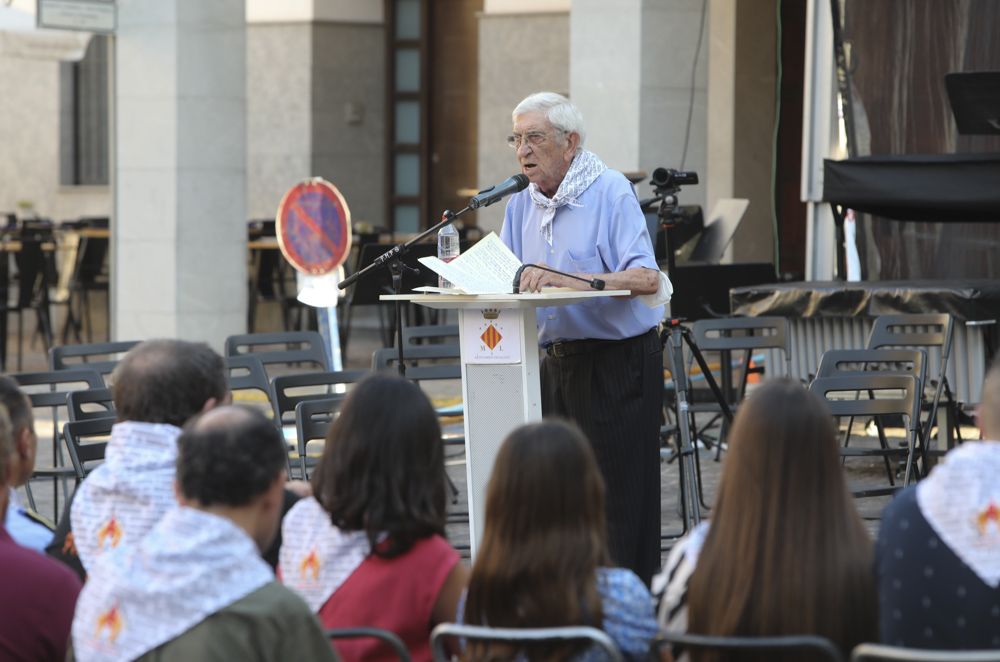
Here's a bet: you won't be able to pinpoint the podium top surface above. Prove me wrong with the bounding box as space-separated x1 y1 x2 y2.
381 289 632 310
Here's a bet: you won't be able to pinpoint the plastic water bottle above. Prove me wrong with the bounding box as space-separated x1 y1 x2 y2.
437 223 460 289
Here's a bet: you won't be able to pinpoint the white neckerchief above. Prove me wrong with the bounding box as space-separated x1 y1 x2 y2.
528 149 607 246
70 421 182 571
72 507 273 662
916 441 1000 587
278 496 371 612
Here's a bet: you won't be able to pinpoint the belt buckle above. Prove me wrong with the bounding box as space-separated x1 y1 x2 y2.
547 342 566 358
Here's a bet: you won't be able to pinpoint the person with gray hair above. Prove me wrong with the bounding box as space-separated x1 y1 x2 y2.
500 91 671 584
0 403 83 661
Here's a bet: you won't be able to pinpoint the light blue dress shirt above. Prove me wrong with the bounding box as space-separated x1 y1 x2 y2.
5 489 54 552
501 170 664 345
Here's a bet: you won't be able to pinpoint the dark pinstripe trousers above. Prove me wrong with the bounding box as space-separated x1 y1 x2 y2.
540 327 663 586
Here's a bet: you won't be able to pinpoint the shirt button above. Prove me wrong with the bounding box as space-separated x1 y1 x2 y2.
547 315 556 320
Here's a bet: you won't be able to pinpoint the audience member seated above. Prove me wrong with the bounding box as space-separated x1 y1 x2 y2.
279 374 467 662
0 403 82 661
70 406 336 662
50 339 298 578
876 360 1000 649
460 419 659 661
654 379 876 661
0 375 54 551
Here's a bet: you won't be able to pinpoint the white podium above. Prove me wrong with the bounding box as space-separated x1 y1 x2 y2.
382 290 629 555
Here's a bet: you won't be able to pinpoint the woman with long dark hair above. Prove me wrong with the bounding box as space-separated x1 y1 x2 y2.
655 379 877 661
279 374 468 662
462 419 659 660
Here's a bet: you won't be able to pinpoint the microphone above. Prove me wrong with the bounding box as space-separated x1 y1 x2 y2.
512 264 606 294
469 174 530 209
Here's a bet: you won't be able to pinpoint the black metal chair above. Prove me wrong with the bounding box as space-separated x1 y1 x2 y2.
62 417 114 481
430 623 623 662
13 369 105 516
66 386 115 422
294 397 343 479
327 627 411 662
371 345 462 382
866 313 958 468
7 229 56 371
225 331 331 377
402 324 460 346
60 220 109 344
50 340 141 382
657 631 844 662
852 643 1000 661
815 348 928 485
225 354 273 418
809 373 921 497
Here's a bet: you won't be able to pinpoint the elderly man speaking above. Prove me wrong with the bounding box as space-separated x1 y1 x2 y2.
500 91 670 584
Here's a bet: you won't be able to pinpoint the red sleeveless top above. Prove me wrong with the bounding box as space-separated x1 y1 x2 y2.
319 534 459 662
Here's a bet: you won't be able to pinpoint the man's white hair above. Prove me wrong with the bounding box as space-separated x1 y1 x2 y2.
512 92 586 147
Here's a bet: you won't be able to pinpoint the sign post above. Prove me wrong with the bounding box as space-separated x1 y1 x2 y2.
275 178 352 371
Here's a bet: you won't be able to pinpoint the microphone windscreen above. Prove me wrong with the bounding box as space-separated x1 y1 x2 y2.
512 174 529 191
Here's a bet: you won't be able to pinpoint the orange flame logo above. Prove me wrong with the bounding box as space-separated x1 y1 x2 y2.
95 605 123 643
976 501 1000 536
299 548 321 581
97 515 123 550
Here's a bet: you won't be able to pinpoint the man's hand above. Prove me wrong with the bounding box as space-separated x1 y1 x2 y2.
518 265 660 295
517 265 583 293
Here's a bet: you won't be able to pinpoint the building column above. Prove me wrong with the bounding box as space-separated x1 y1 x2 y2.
114 0 246 347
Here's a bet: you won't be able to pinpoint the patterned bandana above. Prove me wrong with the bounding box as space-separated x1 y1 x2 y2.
916 441 1000 587
72 507 273 662
70 421 182 571
278 496 371 612
528 149 607 246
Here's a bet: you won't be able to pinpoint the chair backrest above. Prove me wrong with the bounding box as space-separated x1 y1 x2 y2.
225 354 271 398
691 316 790 353
66 387 115 422
658 632 844 662
327 627 411 662
808 374 921 425
851 643 1000 662
270 370 368 426
866 314 954 358
402 324 460 346
295 397 344 479
62 417 114 480
430 623 623 662
815 349 927 387
225 331 331 375
371 345 461 381
50 340 141 378
13 369 106 408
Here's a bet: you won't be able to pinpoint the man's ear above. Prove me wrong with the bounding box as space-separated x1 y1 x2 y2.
564 131 581 158
14 427 33 462
173 479 188 506
199 396 223 414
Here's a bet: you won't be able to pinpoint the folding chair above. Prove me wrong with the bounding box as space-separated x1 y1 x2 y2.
815 348 927 485
62 417 114 481
225 354 272 416
225 331 331 377
866 313 958 466
851 643 1000 662
327 628 411 662
294 397 343 479
809 374 921 497
66 386 115 422
50 340 140 382
270 370 367 476
371 344 461 381
13 369 105 517
689 316 791 457
657 631 844 662
430 623 623 662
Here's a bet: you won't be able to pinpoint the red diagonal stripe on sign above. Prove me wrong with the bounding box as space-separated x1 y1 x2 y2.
481 324 502 350
289 198 340 256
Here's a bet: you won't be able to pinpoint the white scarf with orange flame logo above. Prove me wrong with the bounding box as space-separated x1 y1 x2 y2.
278 496 370 612
916 440 1000 587
72 506 273 662
70 421 182 572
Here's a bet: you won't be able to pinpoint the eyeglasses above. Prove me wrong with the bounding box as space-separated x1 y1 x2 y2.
506 130 565 149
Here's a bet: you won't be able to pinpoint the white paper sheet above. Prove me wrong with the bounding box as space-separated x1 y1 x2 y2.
418 232 521 295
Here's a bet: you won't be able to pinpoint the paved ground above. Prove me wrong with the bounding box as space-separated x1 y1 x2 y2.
15 295 968 564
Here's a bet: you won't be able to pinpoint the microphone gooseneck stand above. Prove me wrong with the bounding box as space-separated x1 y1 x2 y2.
338 206 473 377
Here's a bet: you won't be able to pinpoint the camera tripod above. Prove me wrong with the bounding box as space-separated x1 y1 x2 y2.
661 318 734 536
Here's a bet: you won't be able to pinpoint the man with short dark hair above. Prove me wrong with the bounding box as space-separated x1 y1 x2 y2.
71 406 336 662
0 402 82 661
876 360 1000 649
65 339 229 572
0 375 53 551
